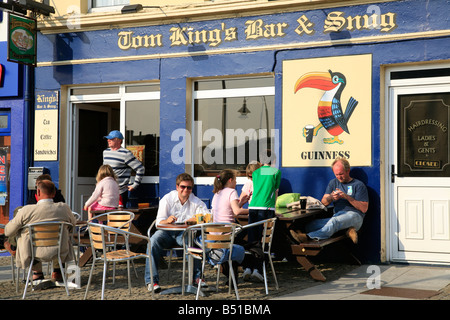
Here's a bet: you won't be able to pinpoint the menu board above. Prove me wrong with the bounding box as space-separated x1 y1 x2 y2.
398 93 450 177
34 90 59 161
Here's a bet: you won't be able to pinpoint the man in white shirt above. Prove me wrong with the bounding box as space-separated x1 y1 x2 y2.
144 173 207 293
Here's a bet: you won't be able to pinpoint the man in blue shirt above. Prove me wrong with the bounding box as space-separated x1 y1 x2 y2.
291 157 368 244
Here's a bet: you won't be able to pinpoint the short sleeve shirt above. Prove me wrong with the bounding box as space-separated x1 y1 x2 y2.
325 178 369 215
212 188 239 223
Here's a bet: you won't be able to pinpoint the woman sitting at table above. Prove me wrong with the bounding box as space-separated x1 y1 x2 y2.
212 169 264 283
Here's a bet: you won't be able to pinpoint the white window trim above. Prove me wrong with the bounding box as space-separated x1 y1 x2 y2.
68 84 160 183
192 78 275 186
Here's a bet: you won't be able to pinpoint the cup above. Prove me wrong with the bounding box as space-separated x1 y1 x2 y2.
204 213 213 223
195 213 204 224
300 197 307 209
304 125 314 143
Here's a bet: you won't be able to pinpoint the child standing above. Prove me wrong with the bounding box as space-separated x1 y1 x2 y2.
246 150 281 281
84 164 120 219
239 161 262 206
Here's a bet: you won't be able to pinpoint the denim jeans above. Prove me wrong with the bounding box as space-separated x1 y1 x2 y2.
144 229 201 285
248 209 275 244
305 210 364 240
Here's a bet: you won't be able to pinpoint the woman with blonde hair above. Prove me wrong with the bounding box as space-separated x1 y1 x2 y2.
84 164 120 219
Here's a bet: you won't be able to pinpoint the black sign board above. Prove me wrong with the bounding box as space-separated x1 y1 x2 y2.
398 93 450 177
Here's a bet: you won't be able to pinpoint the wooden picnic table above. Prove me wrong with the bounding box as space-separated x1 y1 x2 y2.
236 206 358 282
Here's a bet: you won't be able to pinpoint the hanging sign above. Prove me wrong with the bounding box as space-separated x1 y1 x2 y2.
34 90 59 161
7 13 37 66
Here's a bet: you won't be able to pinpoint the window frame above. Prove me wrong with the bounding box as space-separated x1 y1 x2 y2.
69 83 160 183
191 76 275 185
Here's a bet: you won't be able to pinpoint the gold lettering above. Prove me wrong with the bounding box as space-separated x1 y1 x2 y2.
323 11 397 33
169 27 189 46
245 19 288 40
118 31 162 50
224 27 237 42
118 31 133 50
323 11 346 33
379 12 397 32
295 15 315 35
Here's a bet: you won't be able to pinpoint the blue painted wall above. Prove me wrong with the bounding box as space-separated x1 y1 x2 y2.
35 0 450 263
0 42 28 220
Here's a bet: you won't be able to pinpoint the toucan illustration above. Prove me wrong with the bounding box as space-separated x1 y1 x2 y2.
294 70 358 144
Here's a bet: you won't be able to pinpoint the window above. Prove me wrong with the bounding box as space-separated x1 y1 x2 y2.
92 0 129 8
125 99 160 177
191 77 275 178
69 83 160 180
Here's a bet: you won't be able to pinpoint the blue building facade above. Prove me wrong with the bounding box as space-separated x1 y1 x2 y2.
0 39 29 226
34 0 450 264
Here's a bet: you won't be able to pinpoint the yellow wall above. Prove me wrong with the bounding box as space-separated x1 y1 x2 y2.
51 0 208 16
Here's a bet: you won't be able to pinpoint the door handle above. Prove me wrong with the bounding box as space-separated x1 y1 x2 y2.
391 164 397 183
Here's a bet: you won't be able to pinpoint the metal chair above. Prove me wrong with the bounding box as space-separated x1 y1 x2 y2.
238 218 279 294
76 210 135 278
182 222 240 300
0 224 16 284
148 220 184 282
21 221 75 299
84 222 154 300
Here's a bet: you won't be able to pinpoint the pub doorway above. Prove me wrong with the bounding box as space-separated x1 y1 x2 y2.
386 65 450 264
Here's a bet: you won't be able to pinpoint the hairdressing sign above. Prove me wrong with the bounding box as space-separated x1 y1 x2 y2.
398 93 450 177
34 90 59 161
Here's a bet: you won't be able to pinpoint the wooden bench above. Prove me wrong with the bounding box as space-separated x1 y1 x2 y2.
290 230 360 281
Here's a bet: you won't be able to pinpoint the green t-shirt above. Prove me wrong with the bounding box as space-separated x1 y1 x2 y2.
248 165 281 210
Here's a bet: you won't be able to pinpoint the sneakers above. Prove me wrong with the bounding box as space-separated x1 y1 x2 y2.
147 283 161 293
242 268 264 282
195 277 208 288
242 268 252 281
251 269 264 283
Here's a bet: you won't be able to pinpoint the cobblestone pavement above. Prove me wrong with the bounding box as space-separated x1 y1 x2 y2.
0 256 448 301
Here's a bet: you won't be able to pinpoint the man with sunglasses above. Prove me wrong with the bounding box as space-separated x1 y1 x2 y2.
145 173 207 293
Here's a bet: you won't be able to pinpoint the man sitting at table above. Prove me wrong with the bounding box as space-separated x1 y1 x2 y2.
144 173 208 293
5 180 76 283
290 157 368 244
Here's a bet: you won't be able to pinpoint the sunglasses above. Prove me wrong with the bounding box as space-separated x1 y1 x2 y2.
179 185 193 190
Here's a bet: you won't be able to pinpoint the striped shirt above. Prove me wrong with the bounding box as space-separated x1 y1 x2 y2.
103 147 145 194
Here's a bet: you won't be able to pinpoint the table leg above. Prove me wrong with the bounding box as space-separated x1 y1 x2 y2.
295 256 326 282
160 230 205 296
79 248 93 267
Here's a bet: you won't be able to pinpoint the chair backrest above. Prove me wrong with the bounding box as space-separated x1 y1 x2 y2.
200 223 237 251
261 218 277 252
100 211 134 231
87 223 107 253
25 221 73 262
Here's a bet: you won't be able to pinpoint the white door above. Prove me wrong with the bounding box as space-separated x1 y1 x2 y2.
388 77 450 264
71 103 114 219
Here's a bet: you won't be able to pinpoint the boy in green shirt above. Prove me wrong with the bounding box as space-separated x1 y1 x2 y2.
245 150 281 282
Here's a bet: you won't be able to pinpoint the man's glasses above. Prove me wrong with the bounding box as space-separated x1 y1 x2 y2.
179 185 193 190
